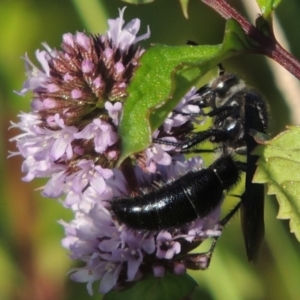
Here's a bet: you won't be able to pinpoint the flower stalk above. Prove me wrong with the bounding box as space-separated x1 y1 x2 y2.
201 0 300 79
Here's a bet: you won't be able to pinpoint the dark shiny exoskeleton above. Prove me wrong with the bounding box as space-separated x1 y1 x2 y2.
110 155 241 230
154 66 268 261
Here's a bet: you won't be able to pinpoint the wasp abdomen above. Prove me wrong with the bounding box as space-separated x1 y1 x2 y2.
110 155 239 230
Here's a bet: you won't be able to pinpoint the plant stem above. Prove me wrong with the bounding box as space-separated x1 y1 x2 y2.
201 0 300 79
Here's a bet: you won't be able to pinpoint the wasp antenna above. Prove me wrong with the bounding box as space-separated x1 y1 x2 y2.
218 63 225 75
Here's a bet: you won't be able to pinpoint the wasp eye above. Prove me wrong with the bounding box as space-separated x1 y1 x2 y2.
213 74 240 96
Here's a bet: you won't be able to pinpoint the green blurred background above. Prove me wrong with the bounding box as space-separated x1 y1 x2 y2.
1 0 300 299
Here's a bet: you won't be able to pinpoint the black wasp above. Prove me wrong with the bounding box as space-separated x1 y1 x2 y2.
111 66 268 261
156 65 268 261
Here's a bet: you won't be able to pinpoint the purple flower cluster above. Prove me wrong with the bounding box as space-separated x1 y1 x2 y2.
10 8 223 295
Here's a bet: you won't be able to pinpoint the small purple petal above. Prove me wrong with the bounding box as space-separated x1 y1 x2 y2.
173 262 186 275
99 264 122 294
63 33 74 47
42 170 66 197
114 62 125 74
76 32 91 50
127 254 142 281
71 89 82 99
153 265 165 277
82 60 94 73
107 7 150 50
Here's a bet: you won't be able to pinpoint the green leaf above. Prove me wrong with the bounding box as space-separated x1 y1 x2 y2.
104 273 197 300
121 0 155 4
117 19 250 165
253 126 300 241
117 44 219 165
255 0 281 20
179 0 190 18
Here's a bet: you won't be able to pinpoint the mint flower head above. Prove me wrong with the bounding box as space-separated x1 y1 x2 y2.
10 8 223 295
